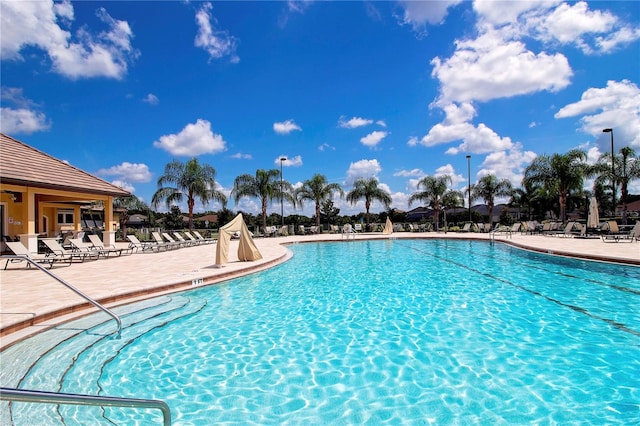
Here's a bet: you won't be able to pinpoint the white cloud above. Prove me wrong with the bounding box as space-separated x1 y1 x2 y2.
287 0 313 14
555 80 640 148
275 155 303 167
345 159 382 186
273 119 302 135
434 163 465 188
339 116 373 128
529 2 615 45
142 94 159 105
407 136 419 147
396 0 463 33
318 143 335 151
230 152 252 160
376 120 387 127
476 145 537 185
194 2 239 63
393 168 425 178
431 28 572 105
0 107 50 134
152 119 227 156
417 102 512 154
1 1 138 79
473 0 558 26
96 162 152 183
474 1 640 54
360 131 388 148
110 179 135 193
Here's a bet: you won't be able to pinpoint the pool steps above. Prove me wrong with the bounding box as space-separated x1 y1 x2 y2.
2 294 206 425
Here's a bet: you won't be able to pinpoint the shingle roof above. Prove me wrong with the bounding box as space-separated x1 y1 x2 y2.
0 133 130 197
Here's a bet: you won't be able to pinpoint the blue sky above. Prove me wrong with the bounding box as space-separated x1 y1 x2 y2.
2 1 639 217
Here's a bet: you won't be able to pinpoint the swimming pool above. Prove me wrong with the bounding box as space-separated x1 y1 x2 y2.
3 239 639 424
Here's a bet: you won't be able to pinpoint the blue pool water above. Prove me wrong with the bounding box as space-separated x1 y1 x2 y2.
5 239 640 424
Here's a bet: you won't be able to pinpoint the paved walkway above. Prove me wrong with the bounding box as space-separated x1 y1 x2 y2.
1 231 638 347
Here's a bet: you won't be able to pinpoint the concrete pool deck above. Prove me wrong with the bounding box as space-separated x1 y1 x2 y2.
1 231 638 348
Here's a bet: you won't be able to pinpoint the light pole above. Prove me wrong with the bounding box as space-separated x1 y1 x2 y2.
466 155 471 223
280 157 286 227
602 128 615 217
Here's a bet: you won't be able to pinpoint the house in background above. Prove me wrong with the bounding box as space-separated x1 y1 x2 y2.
0 133 130 252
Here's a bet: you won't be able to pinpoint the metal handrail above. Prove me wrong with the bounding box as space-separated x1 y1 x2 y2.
1 254 122 337
0 387 171 426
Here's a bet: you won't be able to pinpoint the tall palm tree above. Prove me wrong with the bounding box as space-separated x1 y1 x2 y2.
294 174 344 228
617 147 640 224
151 158 227 230
346 177 391 230
523 149 589 223
470 174 513 226
232 169 295 230
441 189 464 231
595 147 640 223
408 175 451 231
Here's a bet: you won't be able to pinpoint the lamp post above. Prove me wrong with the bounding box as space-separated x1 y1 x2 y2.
466 155 471 223
280 157 286 227
602 128 615 217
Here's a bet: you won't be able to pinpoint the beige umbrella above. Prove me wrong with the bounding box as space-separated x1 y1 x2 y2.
587 197 600 232
382 217 393 234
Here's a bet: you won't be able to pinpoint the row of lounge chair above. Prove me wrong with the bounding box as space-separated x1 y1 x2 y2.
3 230 217 269
127 231 215 253
4 234 133 269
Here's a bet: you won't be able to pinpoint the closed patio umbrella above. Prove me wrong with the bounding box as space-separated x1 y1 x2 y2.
587 197 600 233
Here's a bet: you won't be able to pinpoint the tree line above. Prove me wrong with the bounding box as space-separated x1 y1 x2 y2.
115 146 640 235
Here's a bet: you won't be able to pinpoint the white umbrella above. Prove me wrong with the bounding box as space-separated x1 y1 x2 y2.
587 196 600 230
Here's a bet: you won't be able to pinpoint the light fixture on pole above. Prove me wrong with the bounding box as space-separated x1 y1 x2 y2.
466 155 471 223
280 157 286 227
602 128 615 217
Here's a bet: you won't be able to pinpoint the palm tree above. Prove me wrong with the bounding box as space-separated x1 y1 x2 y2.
294 174 344 228
346 177 392 231
113 195 149 238
408 175 451 231
523 149 589 223
470 174 513 226
151 158 227 230
232 169 295 230
509 180 541 221
441 189 464 231
595 147 640 223
617 147 640 224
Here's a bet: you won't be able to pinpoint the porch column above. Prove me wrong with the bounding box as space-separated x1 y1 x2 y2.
103 196 115 246
20 188 38 252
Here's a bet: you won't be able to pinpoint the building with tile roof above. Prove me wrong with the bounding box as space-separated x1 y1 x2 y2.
0 133 130 252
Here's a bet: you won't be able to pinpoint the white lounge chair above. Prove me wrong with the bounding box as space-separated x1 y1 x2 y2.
126 234 163 252
342 224 356 240
182 231 204 245
4 241 72 269
70 238 122 258
42 238 100 262
171 232 196 247
161 232 188 248
193 230 217 244
152 232 180 249
88 234 133 255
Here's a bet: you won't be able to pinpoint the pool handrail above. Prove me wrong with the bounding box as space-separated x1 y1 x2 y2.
0 387 171 426
1 254 122 337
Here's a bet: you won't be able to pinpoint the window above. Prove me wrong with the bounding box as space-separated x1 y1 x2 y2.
57 211 74 225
